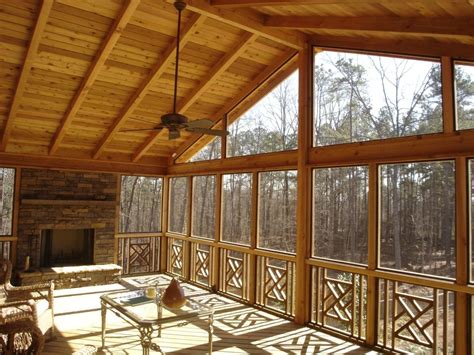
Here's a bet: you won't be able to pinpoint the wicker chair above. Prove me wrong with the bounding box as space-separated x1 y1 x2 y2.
0 260 55 341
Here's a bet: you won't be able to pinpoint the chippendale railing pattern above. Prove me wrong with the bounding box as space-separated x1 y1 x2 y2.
220 249 249 300
168 238 184 276
190 243 212 287
257 256 295 315
117 236 160 274
378 279 454 353
312 266 367 340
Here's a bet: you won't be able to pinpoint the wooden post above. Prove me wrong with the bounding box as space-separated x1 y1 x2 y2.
455 157 469 354
441 56 455 133
366 163 378 345
160 177 169 272
222 114 228 160
11 167 21 266
249 171 259 304
185 176 193 279
295 45 311 324
212 173 222 292
113 173 121 265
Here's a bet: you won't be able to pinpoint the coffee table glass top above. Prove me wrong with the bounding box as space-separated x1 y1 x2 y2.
101 288 212 325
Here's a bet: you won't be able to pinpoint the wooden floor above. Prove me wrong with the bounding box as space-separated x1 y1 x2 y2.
44 274 375 354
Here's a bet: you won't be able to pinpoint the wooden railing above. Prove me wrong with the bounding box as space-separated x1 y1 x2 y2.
167 237 184 277
116 234 160 275
190 242 213 287
219 248 251 300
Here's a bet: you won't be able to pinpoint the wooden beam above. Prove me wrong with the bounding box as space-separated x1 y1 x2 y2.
441 57 455 133
48 0 140 156
131 32 258 163
92 13 207 159
168 150 297 175
311 35 474 62
174 0 306 50
0 152 167 175
211 0 469 6
173 49 298 163
1 0 54 151
266 16 474 37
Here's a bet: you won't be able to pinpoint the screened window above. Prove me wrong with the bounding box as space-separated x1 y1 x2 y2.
258 170 297 253
192 175 216 239
189 138 221 162
314 50 442 146
312 166 369 264
379 161 455 278
120 176 162 233
221 173 252 245
0 168 15 235
227 71 298 157
471 160 474 282
455 62 474 130
168 177 189 235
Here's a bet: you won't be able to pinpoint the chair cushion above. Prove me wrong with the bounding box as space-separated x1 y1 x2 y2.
0 304 33 324
35 299 50 316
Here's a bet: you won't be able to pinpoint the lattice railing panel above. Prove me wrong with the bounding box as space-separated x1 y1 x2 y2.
378 279 454 354
190 242 212 287
219 248 250 300
257 256 295 316
167 238 184 277
312 266 367 340
117 236 160 275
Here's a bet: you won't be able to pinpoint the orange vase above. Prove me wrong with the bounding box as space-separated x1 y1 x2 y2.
162 278 186 309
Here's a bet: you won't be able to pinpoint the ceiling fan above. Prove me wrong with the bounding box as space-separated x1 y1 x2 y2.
121 0 228 140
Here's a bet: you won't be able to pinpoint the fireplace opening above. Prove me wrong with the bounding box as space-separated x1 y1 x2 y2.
40 229 94 267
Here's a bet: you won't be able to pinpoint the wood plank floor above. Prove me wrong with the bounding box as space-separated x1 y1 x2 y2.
44 274 375 354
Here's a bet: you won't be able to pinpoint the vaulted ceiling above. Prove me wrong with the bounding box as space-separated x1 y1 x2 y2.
0 0 473 173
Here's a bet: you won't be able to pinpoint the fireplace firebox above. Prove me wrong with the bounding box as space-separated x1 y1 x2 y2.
40 229 94 267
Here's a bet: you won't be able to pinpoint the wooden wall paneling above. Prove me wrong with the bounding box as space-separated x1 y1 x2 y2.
249 171 259 304
455 156 469 354
180 0 306 50
131 32 259 162
365 162 378 345
174 50 298 163
1 0 54 151
48 0 141 155
441 56 455 134
92 13 207 159
160 177 170 272
295 43 311 324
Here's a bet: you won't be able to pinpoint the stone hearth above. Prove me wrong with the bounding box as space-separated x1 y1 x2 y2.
17 169 117 270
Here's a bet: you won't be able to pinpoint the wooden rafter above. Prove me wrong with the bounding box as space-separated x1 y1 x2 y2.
92 13 207 160
131 32 259 163
0 0 54 151
211 0 471 6
265 16 474 36
174 49 297 163
48 0 141 155
173 0 306 50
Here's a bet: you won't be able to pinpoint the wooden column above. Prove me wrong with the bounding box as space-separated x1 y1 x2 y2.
295 45 311 324
11 167 21 266
185 176 193 279
441 57 455 134
366 163 378 345
212 173 222 291
455 156 469 354
113 173 121 265
249 171 259 304
160 177 170 272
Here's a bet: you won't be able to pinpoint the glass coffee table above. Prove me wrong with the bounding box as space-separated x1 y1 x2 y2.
100 287 214 354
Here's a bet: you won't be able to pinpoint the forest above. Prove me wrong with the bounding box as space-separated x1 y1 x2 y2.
114 53 473 279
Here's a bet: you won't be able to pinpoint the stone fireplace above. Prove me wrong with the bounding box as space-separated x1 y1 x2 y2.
17 169 117 270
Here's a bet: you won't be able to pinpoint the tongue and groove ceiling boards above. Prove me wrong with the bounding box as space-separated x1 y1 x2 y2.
0 0 473 172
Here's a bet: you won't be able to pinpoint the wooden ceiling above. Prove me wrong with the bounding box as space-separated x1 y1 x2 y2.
0 0 473 173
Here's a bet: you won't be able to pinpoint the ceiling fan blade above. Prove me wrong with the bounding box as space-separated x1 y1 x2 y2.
185 127 229 137
168 128 181 140
186 119 214 129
